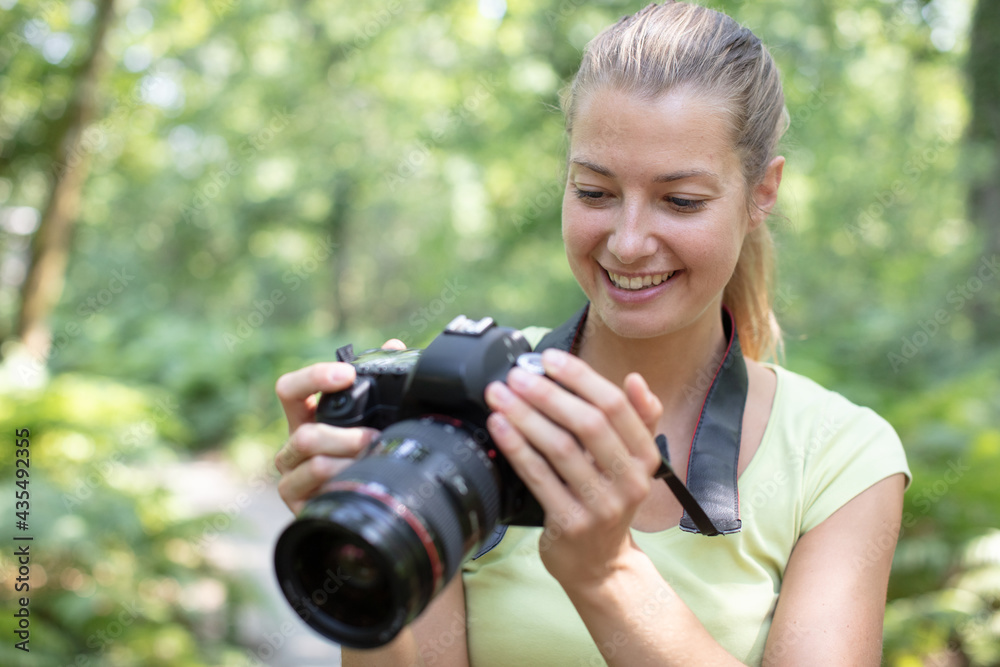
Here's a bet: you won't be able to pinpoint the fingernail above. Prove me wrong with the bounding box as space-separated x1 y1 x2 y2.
329 365 351 384
542 348 566 370
486 381 513 407
507 367 536 390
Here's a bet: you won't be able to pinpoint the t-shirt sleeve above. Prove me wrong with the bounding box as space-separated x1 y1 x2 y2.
520 326 551 350
800 401 912 534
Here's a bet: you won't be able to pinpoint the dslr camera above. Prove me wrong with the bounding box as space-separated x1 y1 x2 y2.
274 316 546 649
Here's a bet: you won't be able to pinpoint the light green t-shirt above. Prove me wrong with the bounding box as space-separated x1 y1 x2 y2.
462 363 911 666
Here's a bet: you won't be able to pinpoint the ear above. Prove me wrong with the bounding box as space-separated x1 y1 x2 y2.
749 156 784 230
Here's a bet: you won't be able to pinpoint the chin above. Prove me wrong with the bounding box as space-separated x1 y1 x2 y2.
587 301 679 341
588 292 722 344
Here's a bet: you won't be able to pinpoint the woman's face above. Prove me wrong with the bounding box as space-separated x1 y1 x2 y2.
562 86 765 340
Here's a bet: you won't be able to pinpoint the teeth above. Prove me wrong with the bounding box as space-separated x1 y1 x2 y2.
608 270 676 290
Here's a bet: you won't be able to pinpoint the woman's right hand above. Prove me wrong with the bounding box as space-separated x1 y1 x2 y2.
273 340 405 515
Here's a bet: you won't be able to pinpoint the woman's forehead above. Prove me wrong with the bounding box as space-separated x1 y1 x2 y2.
569 88 741 182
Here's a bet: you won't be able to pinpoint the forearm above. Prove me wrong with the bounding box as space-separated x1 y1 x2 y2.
341 629 423 667
564 548 739 667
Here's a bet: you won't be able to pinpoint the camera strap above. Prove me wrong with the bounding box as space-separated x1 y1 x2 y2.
532 303 745 536
472 304 745 559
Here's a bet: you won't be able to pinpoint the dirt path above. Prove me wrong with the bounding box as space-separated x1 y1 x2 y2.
164 458 341 666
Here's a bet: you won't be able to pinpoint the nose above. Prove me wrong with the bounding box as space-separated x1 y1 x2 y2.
607 200 658 264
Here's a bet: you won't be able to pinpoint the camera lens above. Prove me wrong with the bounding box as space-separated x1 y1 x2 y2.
291 530 391 630
275 494 428 647
334 544 380 588
274 419 504 648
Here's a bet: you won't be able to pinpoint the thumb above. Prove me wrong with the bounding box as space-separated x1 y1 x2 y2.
624 372 662 433
381 338 407 351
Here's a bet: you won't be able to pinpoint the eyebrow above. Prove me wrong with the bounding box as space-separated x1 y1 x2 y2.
570 159 720 184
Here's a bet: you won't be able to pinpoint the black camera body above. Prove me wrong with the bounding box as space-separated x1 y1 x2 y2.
274 316 545 649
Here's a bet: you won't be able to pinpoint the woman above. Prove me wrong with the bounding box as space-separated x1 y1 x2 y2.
274 3 910 664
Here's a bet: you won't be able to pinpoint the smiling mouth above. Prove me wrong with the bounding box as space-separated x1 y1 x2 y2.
606 270 678 291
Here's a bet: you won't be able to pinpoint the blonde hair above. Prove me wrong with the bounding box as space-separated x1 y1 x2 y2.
562 2 788 360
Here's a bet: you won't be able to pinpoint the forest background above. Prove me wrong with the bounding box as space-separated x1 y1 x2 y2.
0 0 998 665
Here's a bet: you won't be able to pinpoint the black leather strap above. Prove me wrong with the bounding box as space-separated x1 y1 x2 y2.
653 435 722 536
675 307 745 535
532 303 589 355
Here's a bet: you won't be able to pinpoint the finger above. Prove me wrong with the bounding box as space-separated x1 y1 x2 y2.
503 365 642 479
541 349 661 474
486 412 579 515
276 362 357 433
278 455 349 515
485 381 599 489
624 372 663 434
274 423 376 475
382 339 406 350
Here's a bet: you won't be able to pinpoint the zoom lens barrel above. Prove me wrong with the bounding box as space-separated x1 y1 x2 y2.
273 419 502 648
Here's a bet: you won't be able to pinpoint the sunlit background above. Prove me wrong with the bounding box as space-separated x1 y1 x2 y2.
1 0 998 664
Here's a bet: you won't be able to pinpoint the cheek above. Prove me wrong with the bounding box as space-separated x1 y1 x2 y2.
714 227 747 282
681 220 745 279
561 198 599 258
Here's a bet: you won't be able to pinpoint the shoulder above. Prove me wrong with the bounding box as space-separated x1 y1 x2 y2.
763 364 912 533
766 363 903 454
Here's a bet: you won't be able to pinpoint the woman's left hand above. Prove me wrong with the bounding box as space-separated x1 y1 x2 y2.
484 347 664 588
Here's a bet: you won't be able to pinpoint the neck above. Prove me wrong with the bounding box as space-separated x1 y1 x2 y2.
577 304 729 420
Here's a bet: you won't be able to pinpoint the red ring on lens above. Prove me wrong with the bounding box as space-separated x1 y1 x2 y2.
320 481 444 588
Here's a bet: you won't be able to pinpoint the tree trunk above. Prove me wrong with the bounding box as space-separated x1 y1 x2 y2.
966 0 1000 342
14 0 117 360
328 177 354 334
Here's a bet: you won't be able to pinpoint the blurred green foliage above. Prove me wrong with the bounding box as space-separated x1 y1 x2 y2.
0 376 260 665
0 0 997 663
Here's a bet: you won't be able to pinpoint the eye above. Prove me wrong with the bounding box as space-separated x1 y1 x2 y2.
573 186 605 201
666 196 707 212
